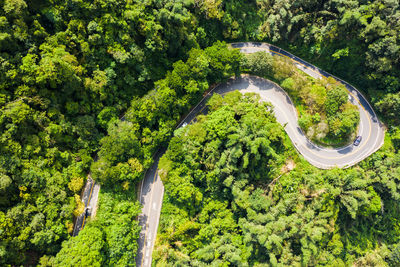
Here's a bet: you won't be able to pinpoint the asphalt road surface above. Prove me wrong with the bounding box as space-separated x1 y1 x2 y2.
230 42 384 169
135 42 385 266
72 176 97 236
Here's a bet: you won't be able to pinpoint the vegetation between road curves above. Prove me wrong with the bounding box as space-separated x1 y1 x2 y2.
1 1 400 266
241 50 360 148
154 91 400 266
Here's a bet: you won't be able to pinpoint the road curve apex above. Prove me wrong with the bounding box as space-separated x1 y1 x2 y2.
229 42 384 169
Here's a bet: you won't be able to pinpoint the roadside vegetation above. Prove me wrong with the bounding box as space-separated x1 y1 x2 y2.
47 190 142 266
242 51 360 147
154 91 400 266
1 0 400 266
50 42 240 265
90 42 242 190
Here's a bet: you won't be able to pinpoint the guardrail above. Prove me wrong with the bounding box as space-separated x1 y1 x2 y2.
231 42 380 123
72 176 95 236
230 42 384 168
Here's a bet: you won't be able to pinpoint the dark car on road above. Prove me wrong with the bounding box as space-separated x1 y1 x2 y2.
85 207 91 217
354 136 362 146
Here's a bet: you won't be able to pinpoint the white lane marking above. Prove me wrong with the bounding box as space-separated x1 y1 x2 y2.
347 117 383 168
152 202 156 210
139 179 144 203
240 48 376 159
140 171 158 267
138 43 384 265
177 83 221 128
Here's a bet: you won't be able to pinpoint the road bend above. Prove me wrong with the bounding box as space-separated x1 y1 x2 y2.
135 42 385 266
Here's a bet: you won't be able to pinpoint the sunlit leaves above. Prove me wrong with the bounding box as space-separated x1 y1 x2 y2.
155 91 285 265
53 226 105 267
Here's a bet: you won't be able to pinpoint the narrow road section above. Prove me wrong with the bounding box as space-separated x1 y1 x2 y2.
230 42 384 169
135 42 385 266
136 151 165 267
72 176 99 236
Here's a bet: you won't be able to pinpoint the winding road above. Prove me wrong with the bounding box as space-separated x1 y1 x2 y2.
72 176 99 237
135 42 385 266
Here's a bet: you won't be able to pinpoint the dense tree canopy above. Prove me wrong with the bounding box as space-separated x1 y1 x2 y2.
242 51 360 146
154 91 400 266
90 41 242 188
45 191 141 266
0 0 241 263
1 0 400 265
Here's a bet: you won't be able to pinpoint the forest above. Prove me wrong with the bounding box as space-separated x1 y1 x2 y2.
155 92 400 266
0 0 399 266
242 51 360 146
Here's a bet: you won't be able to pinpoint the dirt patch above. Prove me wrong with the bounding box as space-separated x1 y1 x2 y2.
281 159 295 173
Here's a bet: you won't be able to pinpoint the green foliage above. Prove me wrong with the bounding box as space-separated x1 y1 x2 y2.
205 41 242 83
194 0 400 128
242 53 359 145
155 92 288 265
93 42 242 187
52 226 106 267
91 121 142 186
389 244 400 267
299 113 313 130
2 0 400 265
241 51 273 77
155 91 400 266
325 86 348 117
51 190 141 266
97 107 117 130
376 92 400 125
281 77 295 92
392 128 400 151
0 0 218 264
0 0 245 259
